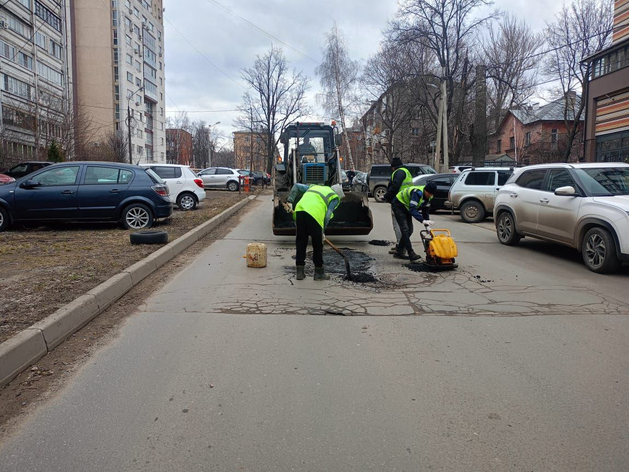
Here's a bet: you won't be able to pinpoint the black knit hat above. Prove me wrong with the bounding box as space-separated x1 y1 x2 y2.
424 181 438 195
391 157 404 168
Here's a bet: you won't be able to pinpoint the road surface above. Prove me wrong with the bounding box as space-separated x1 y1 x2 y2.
1 197 628 471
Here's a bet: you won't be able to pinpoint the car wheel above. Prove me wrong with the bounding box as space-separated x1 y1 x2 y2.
130 230 169 245
373 186 387 203
460 200 485 223
0 206 9 232
227 180 239 192
496 211 520 246
176 192 197 211
582 227 621 273
122 203 154 230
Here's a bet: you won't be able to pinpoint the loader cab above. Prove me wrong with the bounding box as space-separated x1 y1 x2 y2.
278 123 340 188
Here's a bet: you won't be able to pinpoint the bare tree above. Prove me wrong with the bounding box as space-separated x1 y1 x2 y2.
388 0 498 163
544 0 613 161
237 46 309 174
483 14 543 131
316 24 360 169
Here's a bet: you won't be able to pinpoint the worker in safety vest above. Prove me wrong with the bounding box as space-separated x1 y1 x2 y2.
383 157 414 257
392 181 437 263
284 183 346 280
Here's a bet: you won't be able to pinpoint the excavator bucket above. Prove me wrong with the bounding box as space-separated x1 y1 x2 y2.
272 192 373 236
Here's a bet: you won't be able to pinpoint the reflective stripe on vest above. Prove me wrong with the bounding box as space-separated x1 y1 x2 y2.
396 185 432 210
392 167 413 191
294 185 340 228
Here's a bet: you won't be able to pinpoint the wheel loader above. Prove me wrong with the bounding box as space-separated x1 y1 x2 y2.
272 122 373 236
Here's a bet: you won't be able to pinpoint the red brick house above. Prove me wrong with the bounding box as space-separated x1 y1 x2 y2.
488 96 584 165
166 129 193 166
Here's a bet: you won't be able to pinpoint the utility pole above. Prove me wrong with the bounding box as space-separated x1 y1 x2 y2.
473 65 487 167
441 67 449 172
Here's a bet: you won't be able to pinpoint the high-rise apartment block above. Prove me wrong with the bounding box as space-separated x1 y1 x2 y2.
0 0 166 167
0 0 73 162
72 0 166 164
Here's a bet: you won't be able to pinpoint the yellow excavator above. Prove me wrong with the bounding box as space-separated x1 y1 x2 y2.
272 122 373 236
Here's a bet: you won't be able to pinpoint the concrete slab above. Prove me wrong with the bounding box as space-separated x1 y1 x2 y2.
0 328 47 387
87 273 134 311
123 258 158 285
33 294 101 350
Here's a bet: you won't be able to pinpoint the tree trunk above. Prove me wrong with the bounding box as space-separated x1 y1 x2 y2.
473 65 487 167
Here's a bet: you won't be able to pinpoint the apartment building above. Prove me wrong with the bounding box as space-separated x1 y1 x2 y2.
582 0 629 162
71 0 166 164
233 130 268 171
0 0 73 166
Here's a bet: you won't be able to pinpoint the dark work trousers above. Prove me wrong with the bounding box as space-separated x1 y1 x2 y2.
391 199 414 255
295 211 324 267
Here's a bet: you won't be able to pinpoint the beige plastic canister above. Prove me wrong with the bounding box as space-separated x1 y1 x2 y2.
246 243 267 268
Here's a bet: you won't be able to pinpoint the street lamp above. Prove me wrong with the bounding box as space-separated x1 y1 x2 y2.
207 121 220 168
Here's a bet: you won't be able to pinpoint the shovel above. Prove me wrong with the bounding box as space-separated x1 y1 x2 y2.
324 238 352 281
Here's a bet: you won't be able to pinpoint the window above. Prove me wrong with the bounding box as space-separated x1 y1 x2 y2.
516 170 546 190
2 74 32 99
133 7 139 17
509 136 515 150
497 171 512 186
0 40 16 62
17 52 33 70
525 132 531 146
85 167 130 185
35 167 80 186
127 72 133 82
114 66 119 82
50 40 62 59
151 166 182 179
138 145 143 154
134 24 141 36
126 35 132 46
546 169 575 192
551 129 558 144
136 77 142 87
16 0 30 8
137 129 143 138
464 172 495 186
7 15 30 37
35 1 62 32
496 139 501 152
412 127 419 136
126 53 133 65
135 60 141 72
217 168 233 175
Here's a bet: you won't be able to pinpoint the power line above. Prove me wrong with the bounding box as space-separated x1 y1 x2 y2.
163 15 245 89
203 0 320 64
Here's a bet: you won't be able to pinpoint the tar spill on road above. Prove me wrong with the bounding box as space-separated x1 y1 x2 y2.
368 240 392 247
299 248 379 284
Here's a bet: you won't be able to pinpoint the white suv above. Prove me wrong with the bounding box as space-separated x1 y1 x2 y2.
448 167 514 222
494 163 629 273
139 164 206 210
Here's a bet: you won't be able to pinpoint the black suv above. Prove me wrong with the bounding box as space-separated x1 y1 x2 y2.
368 163 437 202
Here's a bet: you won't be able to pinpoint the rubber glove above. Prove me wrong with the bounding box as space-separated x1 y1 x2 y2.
283 202 293 213
424 220 435 226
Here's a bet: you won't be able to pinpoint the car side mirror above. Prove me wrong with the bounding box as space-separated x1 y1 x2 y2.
20 180 41 189
555 186 577 196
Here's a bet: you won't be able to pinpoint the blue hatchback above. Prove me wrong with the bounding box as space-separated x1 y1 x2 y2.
0 162 172 232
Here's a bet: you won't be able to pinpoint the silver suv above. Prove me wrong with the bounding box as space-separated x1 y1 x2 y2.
448 167 513 222
494 163 629 273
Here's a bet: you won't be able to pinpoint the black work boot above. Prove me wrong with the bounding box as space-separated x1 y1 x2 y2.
296 265 305 280
393 251 409 260
313 266 330 281
408 251 422 263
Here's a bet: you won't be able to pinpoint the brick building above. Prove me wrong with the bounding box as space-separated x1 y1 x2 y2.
488 96 584 165
233 130 271 171
581 0 629 162
166 128 192 165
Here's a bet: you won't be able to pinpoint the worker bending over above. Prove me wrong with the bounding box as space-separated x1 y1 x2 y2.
284 183 346 281
392 181 437 263
383 157 413 257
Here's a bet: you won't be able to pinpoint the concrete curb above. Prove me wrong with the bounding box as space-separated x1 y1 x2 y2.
0 195 256 387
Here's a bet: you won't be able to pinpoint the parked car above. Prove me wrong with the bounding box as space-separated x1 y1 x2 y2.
139 164 205 210
449 165 472 174
368 163 437 202
494 163 629 273
0 162 172 232
447 167 514 222
4 161 52 179
237 169 268 186
252 171 271 185
0 174 16 185
411 173 458 212
198 167 241 191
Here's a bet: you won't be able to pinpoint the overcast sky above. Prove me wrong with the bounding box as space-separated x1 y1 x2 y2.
163 0 566 144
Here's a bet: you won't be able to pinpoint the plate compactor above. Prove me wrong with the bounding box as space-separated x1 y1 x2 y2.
417 224 459 270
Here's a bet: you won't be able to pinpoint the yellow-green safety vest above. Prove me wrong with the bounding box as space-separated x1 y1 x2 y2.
294 185 340 229
396 185 433 210
392 167 413 191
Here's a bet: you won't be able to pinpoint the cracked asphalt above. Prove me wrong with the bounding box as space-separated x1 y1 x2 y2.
1 197 629 471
